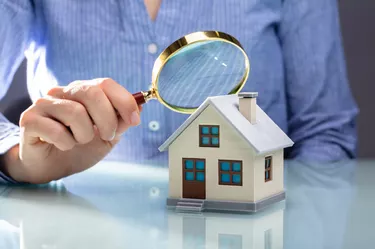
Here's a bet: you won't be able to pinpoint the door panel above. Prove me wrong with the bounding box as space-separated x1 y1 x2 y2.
182 158 206 199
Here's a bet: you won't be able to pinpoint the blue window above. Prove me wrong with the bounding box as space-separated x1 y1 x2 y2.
211 126 219 135
199 125 219 147
185 160 194 169
202 137 210 145
211 137 219 145
220 161 230 171
232 174 241 184
201 126 210 134
218 160 242 186
220 173 230 183
232 162 241 172
196 172 205 181
183 158 206 183
185 172 194 181
196 160 205 170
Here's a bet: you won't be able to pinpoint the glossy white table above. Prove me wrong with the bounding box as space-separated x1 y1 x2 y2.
0 160 373 249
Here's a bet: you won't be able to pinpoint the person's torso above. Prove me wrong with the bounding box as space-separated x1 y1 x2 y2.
25 0 287 163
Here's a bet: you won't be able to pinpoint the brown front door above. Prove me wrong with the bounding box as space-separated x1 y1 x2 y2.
182 158 206 199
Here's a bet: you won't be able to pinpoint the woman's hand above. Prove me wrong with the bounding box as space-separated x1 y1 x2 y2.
3 78 141 184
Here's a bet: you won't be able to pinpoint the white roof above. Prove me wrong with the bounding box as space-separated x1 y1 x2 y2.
158 95 294 154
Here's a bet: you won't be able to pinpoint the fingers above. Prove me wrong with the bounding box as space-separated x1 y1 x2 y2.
98 78 141 126
48 78 140 140
34 98 95 144
20 111 76 151
48 83 118 141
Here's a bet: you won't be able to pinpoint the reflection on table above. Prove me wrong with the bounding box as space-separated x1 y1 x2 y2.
168 206 284 249
0 183 127 249
0 159 366 249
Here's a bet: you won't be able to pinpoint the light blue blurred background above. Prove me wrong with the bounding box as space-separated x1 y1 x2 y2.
1 0 374 158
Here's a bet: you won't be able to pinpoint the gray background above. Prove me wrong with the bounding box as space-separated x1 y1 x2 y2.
338 0 374 158
1 0 374 158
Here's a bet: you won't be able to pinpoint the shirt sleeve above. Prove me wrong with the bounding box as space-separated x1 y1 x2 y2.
278 0 359 162
0 0 34 183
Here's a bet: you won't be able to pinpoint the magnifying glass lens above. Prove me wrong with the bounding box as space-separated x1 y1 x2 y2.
157 40 248 111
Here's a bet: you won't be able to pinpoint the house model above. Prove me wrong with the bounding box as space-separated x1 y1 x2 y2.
158 92 294 213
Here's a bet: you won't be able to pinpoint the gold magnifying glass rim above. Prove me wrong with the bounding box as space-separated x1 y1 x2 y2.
148 30 250 114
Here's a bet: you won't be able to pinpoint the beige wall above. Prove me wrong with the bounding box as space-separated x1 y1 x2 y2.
168 208 284 249
168 105 256 202
254 150 284 202
168 105 284 203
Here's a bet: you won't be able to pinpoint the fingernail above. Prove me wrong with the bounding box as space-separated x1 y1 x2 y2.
130 111 140 126
109 130 116 141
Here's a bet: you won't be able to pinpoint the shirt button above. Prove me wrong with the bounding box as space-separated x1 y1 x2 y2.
149 121 160 131
148 43 158 54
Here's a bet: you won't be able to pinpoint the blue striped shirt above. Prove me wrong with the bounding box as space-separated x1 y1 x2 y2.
0 0 358 183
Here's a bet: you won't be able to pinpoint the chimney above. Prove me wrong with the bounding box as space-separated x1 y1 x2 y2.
238 92 258 124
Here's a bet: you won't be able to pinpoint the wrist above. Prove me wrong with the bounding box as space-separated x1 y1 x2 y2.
0 145 26 183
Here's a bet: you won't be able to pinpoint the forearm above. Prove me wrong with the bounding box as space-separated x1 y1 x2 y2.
0 115 25 183
0 0 34 182
287 100 358 162
0 145 25 183
288 136 356 162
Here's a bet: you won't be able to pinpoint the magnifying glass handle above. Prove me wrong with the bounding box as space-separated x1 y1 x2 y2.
113 92 146 117
133 92 146 105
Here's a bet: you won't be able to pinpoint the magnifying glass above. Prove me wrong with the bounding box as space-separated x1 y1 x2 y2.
131 31 250 114
39 31 249 144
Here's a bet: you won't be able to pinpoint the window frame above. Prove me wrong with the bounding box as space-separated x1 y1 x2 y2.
218 160 243 186
199 125 220 148
265 156 272 182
